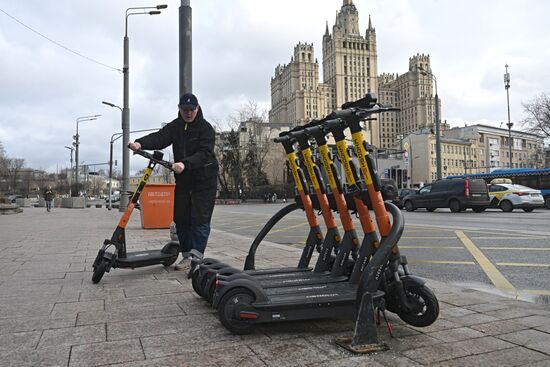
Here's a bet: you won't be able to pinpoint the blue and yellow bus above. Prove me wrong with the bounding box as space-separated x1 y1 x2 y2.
448 168 550 209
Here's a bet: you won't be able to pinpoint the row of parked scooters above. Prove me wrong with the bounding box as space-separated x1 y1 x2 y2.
189 93 439 335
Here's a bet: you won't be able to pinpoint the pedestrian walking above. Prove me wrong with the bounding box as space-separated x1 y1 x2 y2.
44 186 54 212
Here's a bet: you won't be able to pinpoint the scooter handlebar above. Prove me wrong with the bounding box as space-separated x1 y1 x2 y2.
132 149 174 171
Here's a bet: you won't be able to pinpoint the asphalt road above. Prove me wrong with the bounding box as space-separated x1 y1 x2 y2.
212 202 550 305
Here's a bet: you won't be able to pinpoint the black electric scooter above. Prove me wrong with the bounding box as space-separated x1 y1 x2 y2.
91 149 180 283
212 95 439 334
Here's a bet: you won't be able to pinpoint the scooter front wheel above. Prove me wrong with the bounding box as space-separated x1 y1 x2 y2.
92 259 109 284
397 285 439 327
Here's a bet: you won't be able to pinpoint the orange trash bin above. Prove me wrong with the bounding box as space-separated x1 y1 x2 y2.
139 184 175 229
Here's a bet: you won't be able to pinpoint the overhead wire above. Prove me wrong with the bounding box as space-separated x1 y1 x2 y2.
0 7 121 73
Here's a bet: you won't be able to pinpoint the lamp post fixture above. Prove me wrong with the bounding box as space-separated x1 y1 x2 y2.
74 115 101 196
418 65 442 180
64 145 75 196
121 4 167 210
504 64 513 168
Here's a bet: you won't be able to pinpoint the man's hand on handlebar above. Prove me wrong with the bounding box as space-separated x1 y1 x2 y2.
172 162 185 174
128 142 141 152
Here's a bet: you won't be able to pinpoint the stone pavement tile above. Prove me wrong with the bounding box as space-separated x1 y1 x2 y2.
0 315 76 335
406 318 462 333
0 345 71 367
106 292 194 311
248 338 332 367
483 306 540 320
427 326 486 342
371 352 424 367
381 333 442 353
514 315 550 328
0 301 54 318
310 319 358 333
470 318 532 336
496 328 550 346
441 312 500 326
536 324 550 333
38 324 106 348
0 330 41 351
438 293 495 307
402 336 515 364
51 299 105 316
430 346 549 367
110 346 267 367
108 315 196 341
528 360 550 367
69 339 144 367
258 320 327 340
307 355 385 367
76 304 185 326
10 270 68 280
140 331 266 359
79 287 126 302
438 305 477 319
464 302 510 313
0 291 79 305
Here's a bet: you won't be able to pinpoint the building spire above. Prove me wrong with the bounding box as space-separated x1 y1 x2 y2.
325 21 329 35
368 14 372 29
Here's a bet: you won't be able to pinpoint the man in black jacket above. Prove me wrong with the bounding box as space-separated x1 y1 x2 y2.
128 93 218 271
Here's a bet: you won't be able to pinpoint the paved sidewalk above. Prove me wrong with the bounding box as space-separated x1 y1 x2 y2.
1 208 550 366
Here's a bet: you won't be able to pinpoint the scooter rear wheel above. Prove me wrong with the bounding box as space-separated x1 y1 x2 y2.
397 285 439 327
218 288 257 335
160 242 180 267
92 260 109 284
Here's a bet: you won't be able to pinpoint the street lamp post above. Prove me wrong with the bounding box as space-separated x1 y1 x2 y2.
74 115 101 196
64 145 75 196
418 66 442 180
504 64 513 168
121 4 167 210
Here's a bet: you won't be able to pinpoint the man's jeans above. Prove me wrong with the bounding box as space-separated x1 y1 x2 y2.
176 205 211 259
46 200 52 212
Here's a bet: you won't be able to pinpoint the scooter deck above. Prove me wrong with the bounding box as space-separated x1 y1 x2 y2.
115 249 173 268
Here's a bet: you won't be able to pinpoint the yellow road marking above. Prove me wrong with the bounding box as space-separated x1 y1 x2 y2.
268 221 310 234
231 224 265 231
521 289 550 296
410 260 475 265
496 263 550 268
399 246 464 249
401 236 457 239
472 236 547 240
482 247 550 251
456 230 516 293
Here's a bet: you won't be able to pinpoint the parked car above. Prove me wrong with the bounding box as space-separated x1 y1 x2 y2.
402 178 490 213
380 178 398 202
487 178 545 212
393 188 419 209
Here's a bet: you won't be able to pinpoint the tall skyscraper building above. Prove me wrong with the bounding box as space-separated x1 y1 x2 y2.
268 0 440 150
378 54 440 150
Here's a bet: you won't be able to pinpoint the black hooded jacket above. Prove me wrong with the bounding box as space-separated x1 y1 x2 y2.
136 108 218 191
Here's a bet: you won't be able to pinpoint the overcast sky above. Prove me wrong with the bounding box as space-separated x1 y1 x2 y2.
1 0 548 174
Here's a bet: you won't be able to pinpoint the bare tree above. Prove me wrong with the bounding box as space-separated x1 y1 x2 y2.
522 93 550 138
6 158 25 194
